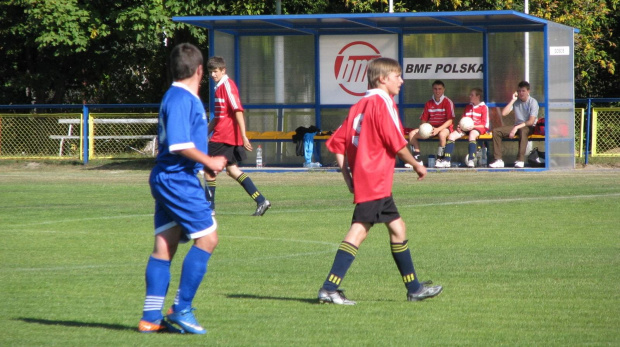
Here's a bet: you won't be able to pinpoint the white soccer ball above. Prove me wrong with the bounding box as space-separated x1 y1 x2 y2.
459 117 475 132
418 123 433 139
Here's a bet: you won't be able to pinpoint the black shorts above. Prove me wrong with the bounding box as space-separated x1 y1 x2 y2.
351 195 400 226
208 142 247 165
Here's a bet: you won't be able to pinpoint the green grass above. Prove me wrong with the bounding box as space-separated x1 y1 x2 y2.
1 163 619 346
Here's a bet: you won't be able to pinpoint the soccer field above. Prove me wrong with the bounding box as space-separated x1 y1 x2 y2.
1 163 619 346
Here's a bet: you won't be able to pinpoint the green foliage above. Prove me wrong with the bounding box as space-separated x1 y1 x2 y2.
0 0 618 104
526 0 619 97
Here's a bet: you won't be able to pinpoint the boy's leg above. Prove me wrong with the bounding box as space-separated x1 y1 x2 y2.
492 125 511 161
168 232 218 335
437 128 450 160
227 165 270 216
408 132 423 164
204 171 217 213
386 218 421 294
468 141 477 162
386 218 443 301
139 227 182 333
318 222 370 305
516 126 533 162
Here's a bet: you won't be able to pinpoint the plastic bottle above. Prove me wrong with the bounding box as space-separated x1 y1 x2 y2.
256 145 263 168
481 144 488 167
427 155 435 168
476 146 482 167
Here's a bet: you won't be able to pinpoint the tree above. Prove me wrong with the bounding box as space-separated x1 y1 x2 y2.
1 0 617 104
335 0 620 98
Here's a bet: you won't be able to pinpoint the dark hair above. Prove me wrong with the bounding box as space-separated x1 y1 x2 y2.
432 80 445 88
169 43 203 81
518 81 531 90
471 87 483 98
206 56 227 71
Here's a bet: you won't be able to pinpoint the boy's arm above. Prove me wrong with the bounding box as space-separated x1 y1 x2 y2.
397 146 426 180
234 110 253 151
501 92 518 116
335 153 354 194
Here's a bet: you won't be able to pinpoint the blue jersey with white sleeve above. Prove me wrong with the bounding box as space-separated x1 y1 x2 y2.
155 82 208 173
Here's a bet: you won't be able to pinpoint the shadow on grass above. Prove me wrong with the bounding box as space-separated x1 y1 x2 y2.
86 158 155 171
16 317 135 331
226 294 318 304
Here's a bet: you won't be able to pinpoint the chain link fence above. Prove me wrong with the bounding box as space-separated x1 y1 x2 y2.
575 108 585 157
0 114 82 158
0 105 617 161
89 114 158 158
0 113 158 159
592 108 620 157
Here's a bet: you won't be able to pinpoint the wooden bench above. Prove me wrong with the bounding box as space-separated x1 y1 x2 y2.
245 131 331 141
245 131 544 143
418 133 545 142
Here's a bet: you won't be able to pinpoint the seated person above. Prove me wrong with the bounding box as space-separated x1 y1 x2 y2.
408 80 455 166
435 88 489 168
489 81 539 168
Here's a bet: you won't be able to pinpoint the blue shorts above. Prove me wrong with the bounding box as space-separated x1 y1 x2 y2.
149 168 216 243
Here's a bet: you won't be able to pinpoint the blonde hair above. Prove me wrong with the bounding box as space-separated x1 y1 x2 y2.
366 57 402 89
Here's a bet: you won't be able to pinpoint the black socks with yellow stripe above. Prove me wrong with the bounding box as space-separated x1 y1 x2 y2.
236 173 266 204
323 241 358 292
391 240 421 294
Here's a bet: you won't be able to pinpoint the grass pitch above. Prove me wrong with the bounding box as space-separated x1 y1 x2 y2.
0 162 619 346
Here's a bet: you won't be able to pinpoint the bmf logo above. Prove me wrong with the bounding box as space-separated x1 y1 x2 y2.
334 41 381 96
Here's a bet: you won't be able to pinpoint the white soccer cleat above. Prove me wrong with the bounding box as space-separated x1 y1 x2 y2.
318 288 356 305
434 159 450 168
514 161 525 168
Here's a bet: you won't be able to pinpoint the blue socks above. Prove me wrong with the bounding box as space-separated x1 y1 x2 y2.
142 256 171 322
468 141 477 159
444 141 455 162
173 246 212 312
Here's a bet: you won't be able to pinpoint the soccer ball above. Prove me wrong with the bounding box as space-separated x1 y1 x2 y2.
418 123 433 139
459 117 474 132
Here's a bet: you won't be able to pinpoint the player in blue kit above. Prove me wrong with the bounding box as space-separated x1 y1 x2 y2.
138 43 227 335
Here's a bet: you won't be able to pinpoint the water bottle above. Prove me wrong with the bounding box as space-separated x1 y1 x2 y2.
427 155 435 168
256 145 263 168
481 144 488 167
476 146 482 167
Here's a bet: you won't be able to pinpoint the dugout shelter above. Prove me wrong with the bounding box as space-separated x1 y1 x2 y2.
174 11 578 170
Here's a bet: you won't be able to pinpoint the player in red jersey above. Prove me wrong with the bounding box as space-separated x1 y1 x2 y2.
317 57 442 305
204 56 270 216
438 88 490 168
407 80 455 166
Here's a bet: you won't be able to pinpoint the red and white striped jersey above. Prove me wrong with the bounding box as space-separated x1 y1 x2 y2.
210 75 244 146
327 89 407 204
420 95 455 129
463 102 489 133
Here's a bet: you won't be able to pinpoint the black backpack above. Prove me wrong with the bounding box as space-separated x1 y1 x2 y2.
527 147 545 167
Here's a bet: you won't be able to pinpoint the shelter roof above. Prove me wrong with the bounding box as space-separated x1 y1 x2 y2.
173 10 578 36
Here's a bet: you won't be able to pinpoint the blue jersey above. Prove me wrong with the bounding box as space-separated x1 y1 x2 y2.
155 82 208 173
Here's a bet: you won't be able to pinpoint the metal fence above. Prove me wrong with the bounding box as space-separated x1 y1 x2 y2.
0 113 158 160
0 101 617 164
591 108 620 157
